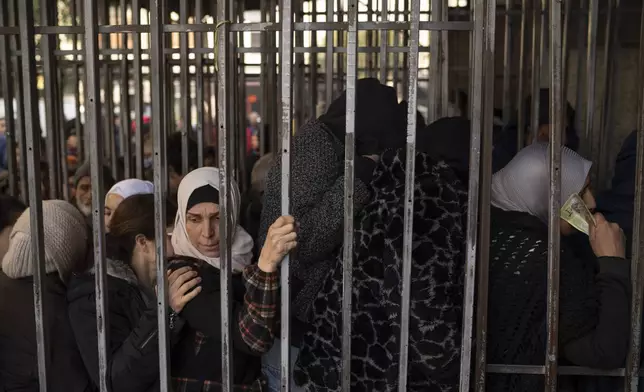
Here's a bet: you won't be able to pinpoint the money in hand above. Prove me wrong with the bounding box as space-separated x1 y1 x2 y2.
560 193 596 235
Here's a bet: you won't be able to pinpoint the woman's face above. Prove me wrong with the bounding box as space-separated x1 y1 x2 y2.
104 193 125 230
133 226 175 287
560 176 596 236
185 202 220 258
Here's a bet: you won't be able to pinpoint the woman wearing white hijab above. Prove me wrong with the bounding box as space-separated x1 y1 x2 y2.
485 143 629 392
104 179 154 229
167 167 297 390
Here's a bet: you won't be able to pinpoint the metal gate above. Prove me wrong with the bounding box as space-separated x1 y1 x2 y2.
0 0 644 391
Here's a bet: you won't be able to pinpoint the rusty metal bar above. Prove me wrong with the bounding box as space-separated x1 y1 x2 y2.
83 0 110 389
474 0 496 389
584 0 598 162
625 2 644 391
216 0 234 388
459 0 486 388
17 0 48 389
149 0 170 390
280 0 294 387
545 0 563 389
398 0 420 390
341 0 358 389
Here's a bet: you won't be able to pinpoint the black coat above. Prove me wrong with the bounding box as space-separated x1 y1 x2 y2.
487 208 631 392
0 271 94 392
67 259 161 392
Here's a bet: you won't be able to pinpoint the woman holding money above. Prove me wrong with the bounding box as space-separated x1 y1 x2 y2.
485 142 629 392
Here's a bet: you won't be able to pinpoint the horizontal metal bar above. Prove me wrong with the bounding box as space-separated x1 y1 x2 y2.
487 365 644 377
0 21 473 36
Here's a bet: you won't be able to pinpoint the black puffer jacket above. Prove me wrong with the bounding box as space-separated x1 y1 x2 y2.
67 259 161 392
487 208 631 392
0 271 94 392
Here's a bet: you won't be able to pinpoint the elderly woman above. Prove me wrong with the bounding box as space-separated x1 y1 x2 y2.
104 178 155 229
168 167 297 391
486 143 630 391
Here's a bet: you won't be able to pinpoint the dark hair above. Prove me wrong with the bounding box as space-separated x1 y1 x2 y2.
106 194 177 262
0 195 26 231
166 132 198 176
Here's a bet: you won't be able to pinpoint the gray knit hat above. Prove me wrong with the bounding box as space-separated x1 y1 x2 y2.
1 200 89 283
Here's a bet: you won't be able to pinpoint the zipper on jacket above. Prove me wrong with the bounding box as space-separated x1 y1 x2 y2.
140 329 158 350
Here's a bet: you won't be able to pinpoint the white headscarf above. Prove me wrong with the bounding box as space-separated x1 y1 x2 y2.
171 167 253 272
106 179 154 201
491 142 592 222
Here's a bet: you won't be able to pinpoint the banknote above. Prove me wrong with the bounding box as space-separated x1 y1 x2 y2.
560 193 596 235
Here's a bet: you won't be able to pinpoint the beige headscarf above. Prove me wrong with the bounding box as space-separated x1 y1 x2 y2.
171 167 253 272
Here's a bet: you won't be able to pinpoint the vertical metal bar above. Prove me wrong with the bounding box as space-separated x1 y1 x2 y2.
102 3 117 179
293 0 304 130
561 0 572 114
237 0 247 188
10 0 28 203
0 3 17 197
625 3 644 391
473 0 496 389
180 0 190 173
439 2 449 119
545 0 563 390
502 0 512 125
149 0 170 390
72 0 83 161
216 0 233 388
392 0 400 93
119 0 131 178
57 67 70 201
195 0 204 167
341 0 358 389
269 0 278 154
336 0 344 96
459 0 485 388
530 0 542 143
17 0 48 389
132 0 143 179
584 0 598 160
574 0 587 134
596 0 616 188
428 0 440 123
398 0 420 390
308 0 319 122
379 0 388 84
325 0 334 108
83 0 110 389
41 0 59 199
259 0 268 155
517 0 527 151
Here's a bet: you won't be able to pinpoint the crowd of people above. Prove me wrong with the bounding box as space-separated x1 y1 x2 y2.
0 78 639 392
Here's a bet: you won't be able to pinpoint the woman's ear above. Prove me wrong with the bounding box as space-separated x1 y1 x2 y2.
135 234 147 250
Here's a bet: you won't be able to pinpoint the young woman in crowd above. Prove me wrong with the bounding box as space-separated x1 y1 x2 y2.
486 142 630 391
103 178 154 229
0 200 94 391
168 166 296 390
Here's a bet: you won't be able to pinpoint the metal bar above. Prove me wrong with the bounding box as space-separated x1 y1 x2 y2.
336 0 344 96
626 3 644 391
236 0 247 190
341 0 358 389
132 0 143 179
561 0 572 116
41 0 59 199
102 2 117 179
529 0 542 143
516 0 527 150
149 0 170 390
17 0 48 389
401 1 409 99
280 0 294 388
378 0 388 84
487 364 644 377
308 0 319 122
10 0 28 203
392 0 399 92
439 2 449 119
216 0 234 388
84 0 110 389
325 0 334 108
195 0 204 166
428 0 440 123
269 0 278 154
502 0 512 125
57 66 69 201
574 0 587 134
0 3 17 197
473 0 496 389
545 0 563 389
398 0 420 390
293 0 304 131
180 0 190 173
119 0 131 178
584 0 598 162
458 0 486 387
259 0 268 155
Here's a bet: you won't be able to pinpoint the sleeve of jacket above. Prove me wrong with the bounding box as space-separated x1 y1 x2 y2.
68 294 160 392
563 256 631 369
169 260 266 357
238 264 280 353
257 123 376 266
